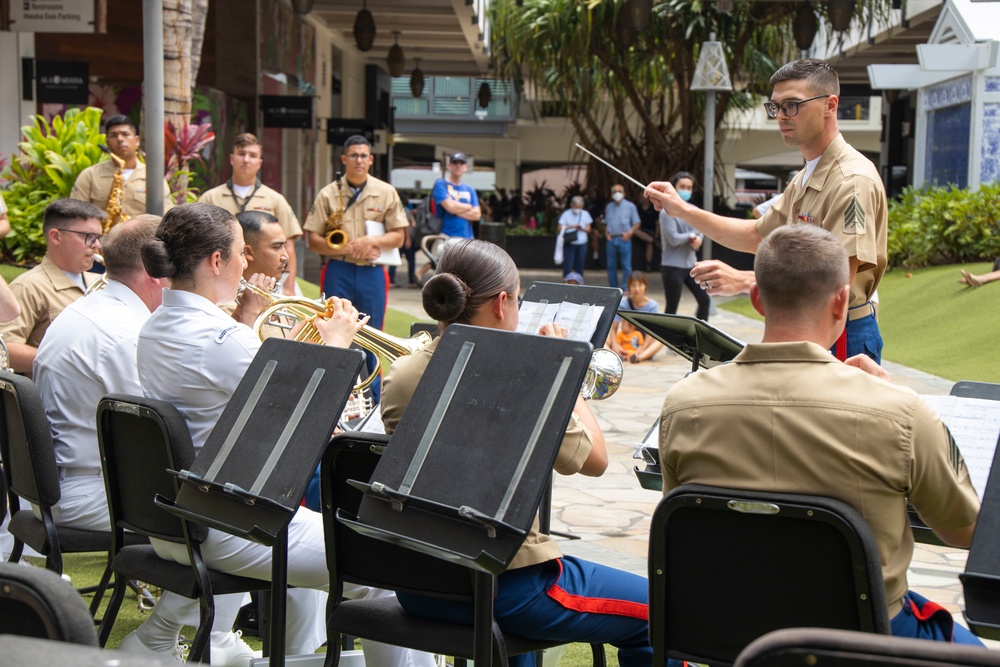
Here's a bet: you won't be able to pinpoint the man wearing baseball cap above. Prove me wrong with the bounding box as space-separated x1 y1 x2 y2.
432 152 481 239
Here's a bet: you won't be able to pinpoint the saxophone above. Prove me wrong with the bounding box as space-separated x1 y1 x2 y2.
323 173 348 250
100 145 130 235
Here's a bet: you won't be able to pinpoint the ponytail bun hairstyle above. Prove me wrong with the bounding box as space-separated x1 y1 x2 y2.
422 239 519 327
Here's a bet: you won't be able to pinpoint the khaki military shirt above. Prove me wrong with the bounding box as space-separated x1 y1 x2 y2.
381 336 593 570
1 256 100 349
70 160 174 219
659 341 980 617
199 182 302 240
757 134 887 309
303 175 406 265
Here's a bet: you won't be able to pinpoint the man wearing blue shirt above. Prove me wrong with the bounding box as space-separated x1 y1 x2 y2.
604 184 641 288
432 152 481 238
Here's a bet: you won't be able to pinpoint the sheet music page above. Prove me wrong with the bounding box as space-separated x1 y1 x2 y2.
920 394 1000 500
365 220 402 266
515 300 604 342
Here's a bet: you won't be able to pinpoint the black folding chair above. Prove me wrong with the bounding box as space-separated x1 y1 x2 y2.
96 394 268 661
650 484 892 667
0 560 99 644
320 432 606 667
735 627 1000 667
0 372 138 615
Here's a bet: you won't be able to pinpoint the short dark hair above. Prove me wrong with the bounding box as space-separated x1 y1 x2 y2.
755 225 848 314
233 133 262 153
770 58 840 97
104 114 139 135
42 198 107 233
142 203 237 280
236 210 280 246
422 239 519 327
102 214 161 280
343 135 371 151
626 271 648 289
671 171 697 188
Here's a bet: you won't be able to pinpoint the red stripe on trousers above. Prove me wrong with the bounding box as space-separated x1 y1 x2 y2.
545 560 649 620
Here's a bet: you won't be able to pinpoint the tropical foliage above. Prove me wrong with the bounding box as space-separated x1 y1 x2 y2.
887 183 1000 268
165 119 215 204
491 0 895 200
0 107 106 264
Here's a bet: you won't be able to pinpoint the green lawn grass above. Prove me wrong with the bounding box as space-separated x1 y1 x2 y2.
717 261 1000 382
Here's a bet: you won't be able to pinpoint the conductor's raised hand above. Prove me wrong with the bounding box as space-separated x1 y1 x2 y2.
644 181 686 216
316 297 369 348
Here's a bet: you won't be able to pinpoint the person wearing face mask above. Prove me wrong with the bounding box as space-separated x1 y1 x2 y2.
659 172 710 321
603 184 641 289
556 195 593 279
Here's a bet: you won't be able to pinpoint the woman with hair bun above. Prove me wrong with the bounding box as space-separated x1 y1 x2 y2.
381 238 652 667
135 203 432 666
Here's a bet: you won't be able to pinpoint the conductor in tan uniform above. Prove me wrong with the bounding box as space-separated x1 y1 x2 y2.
659 224 982 645
70 115 173 218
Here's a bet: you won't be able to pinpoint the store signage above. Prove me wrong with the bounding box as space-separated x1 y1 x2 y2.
36 61 89 104
9 0 95 33
260 96 313 129
326 118 374 146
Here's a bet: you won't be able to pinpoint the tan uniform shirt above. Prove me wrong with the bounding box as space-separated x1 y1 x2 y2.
1 256 100 349
303 175 406 265
381 336 593 570
199 182 303 240
659 341 980 617
757 134 887 309
70 160 174 219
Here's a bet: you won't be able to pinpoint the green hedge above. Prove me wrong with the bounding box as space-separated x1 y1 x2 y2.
888 182 1000 268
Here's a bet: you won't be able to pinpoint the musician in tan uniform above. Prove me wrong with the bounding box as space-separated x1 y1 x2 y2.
659 224 982 645
646 58 887 364
70 115 173 218
304 134 405 402
1 199 105 373
199 133 302 296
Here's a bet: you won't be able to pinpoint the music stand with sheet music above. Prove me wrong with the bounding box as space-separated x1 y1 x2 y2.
155 338 365 667
518 281 621 537
947 382 1000 640
519 281 622 349
340 324 593 667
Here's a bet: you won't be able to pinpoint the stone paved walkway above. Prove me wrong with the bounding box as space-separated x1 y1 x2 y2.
385 261 987 643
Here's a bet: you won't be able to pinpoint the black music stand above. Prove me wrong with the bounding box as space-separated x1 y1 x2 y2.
520 281 622 348
155 338 365 667
618 311 745 374
948 382 1000 640
520 281 621 537
341 324 592 667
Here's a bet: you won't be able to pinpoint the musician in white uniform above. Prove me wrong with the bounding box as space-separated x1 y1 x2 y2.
33 215 258 665
136 203 435 664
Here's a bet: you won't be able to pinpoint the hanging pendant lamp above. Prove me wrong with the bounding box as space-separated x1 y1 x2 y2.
387 32 405 77
410 59 425 97
353 0 377 52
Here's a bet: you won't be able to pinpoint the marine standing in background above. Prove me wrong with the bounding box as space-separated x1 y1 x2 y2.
71 114 174 219
199 133 303 296
303 135 406 402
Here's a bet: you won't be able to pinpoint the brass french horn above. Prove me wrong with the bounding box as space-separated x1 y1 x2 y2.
240 280 431 391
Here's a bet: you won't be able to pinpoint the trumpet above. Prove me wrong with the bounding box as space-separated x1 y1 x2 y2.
85 254 109 296
583 348 623 401
240 279 432 391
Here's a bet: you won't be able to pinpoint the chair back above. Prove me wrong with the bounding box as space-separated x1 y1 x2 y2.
735 627 1000 667
650 484 891 667
96 394 206 545
0 373 60 509
0 561 98 645
321 432 474 602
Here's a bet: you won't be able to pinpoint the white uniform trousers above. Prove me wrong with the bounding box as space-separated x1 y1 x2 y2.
152 506 435 664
